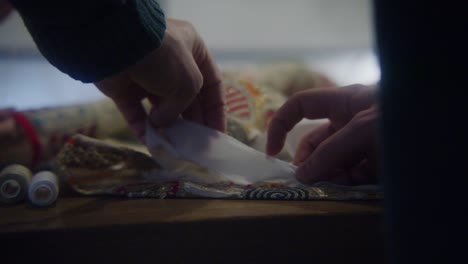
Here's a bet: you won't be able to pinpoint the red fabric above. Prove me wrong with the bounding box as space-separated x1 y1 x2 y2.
12 112 41 165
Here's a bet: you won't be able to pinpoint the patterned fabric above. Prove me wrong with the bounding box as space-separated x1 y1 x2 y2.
95 181 383 201
243 187 312 200
0 100 131 168
222 76 282 141
56 135 383 201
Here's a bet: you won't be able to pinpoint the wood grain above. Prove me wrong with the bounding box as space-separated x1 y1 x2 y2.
1 198 384 263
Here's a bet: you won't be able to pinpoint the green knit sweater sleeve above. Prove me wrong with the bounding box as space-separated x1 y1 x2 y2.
11 0 166 83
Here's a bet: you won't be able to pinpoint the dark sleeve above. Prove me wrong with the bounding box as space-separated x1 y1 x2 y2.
375 0 465 263
10 0 166 83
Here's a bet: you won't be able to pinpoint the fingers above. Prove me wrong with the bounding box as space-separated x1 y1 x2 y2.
95 79 149 140
182 97 204 124
266 85 375 156
114 99 148 141
97 20 224 132
135 44 203 127
194 39 226 132
348 159 378 185
200 79 225 132
149 84 198 127
293 122 334 165
267 88 346 155
128 53 203 128
296 106 378 184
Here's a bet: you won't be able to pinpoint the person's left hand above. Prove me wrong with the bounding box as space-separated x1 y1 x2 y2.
95 18 225 140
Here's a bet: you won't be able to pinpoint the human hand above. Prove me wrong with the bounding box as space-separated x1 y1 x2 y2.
266 84 378 185
95 18 225 140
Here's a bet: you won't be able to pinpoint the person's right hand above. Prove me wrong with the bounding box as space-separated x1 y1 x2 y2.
267 84 379 185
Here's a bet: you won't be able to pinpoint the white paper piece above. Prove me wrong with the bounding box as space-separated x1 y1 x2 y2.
145 120 298 186
284 119 329 156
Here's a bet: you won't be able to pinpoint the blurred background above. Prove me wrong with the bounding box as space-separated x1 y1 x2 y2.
0 0 379 110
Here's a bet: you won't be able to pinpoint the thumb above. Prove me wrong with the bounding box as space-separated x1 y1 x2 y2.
293 122 335 165
296 106 377 184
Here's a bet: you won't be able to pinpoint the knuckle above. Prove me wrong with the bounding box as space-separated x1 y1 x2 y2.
178 19 198 38
179 69 203 95
348 111 376 131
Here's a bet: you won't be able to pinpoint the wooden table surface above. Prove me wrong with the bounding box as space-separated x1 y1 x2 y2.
1 198 385 263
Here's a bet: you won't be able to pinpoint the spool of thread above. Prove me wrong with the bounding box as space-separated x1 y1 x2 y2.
0 164 33 204
28 171 59 207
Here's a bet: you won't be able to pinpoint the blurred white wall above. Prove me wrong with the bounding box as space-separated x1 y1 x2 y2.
0 12 35 52
0 0 373 52
0 0 379 109
166 0 373 50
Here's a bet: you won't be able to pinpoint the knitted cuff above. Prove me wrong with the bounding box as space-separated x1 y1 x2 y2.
15 0 166 83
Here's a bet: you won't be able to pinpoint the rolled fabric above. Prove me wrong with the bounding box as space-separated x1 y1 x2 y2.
0 99 132 168
224 61 336 97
